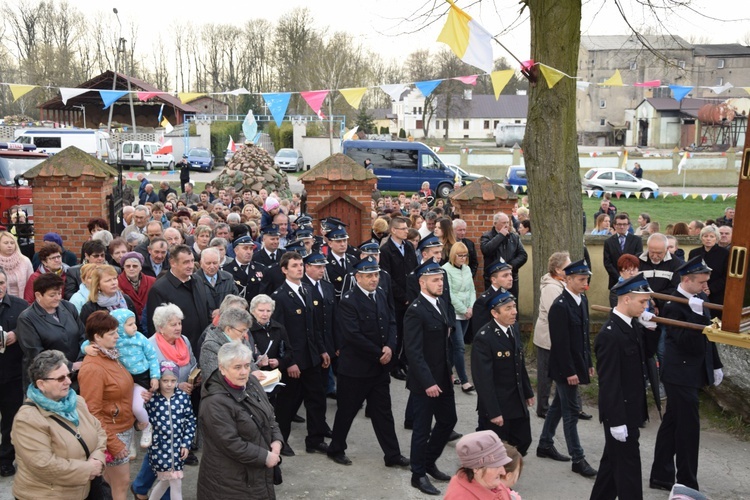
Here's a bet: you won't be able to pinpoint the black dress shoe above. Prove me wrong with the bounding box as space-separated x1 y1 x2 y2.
426 464 451 481
324 428 333 438
306 442 329 454
292 413 306 423
391 369 406 380
572 458 598 477
404 421 413 430
649 478 674 491
411 475 440 495
0 463 15 477
326 392 337 400
184 451 199 466
536 445 571 462
537 411 547 419
327 453 352 466
280 444 295 457
448 430 463 441
578 411 593 420
385 455 410 468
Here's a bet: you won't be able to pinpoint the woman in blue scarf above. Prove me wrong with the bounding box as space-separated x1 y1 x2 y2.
11 350 107 499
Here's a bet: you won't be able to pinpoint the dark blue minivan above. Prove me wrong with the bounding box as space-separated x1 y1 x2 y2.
342 140 459 197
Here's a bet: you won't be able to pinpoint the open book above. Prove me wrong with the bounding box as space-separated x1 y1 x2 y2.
258 368 284 393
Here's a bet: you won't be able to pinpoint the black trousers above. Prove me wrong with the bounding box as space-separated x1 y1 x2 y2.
276 365 327 447
590 425 642 500
395 306 408 369
536 346 553 416
409 388 457 477
477 413 532 456
328 372 401 462
650 382 701 490
0 378 23 465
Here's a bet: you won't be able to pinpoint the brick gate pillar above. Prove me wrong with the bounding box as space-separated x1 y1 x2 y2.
24 146 118 254
449 177 517 293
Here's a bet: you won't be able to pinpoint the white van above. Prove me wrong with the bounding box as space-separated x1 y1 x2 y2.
14 128 115 163
119 141 175 171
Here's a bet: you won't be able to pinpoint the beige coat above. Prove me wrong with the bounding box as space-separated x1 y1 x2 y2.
11 396 107 500
533 273 565 350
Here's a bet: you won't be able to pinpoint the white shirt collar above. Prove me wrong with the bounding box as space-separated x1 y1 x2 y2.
564 286 582 305
357 284 374 297
493 319 511 336
420 292 439 309
305 274 317 287
612 307 633 326
677 284 693 300
286 279 302 294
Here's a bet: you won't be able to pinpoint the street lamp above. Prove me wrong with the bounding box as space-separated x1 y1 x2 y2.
73 105 86 128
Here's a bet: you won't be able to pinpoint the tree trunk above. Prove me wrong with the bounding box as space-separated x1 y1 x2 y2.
524 0 583 322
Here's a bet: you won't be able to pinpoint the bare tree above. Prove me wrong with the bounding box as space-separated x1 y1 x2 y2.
404 49 438 137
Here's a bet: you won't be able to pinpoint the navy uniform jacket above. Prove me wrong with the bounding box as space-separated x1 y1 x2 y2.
595 313 658 428
468 285 503 342
341 268 395 313
661 291 722 388
379 238 418 310
252 248 286 267
403 294 453 393
222 260 267 301
548 289 593 384
406 268 455 320
325 252 359 301
271 282 325 371
471 320 533 421
336 286 396 378
302 275 337 355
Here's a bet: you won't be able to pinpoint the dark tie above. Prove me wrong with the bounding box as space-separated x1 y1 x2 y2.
619 235 625 251
270 252 275 262
339 257 346 268
298 286 306 302
243 264 250 275
368 292 376 303
399 244 405 256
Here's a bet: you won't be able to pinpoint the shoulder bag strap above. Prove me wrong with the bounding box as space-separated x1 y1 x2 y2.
23 402 91 459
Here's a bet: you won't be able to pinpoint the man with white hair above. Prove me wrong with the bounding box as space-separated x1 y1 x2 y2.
480 212 528 298
718 226 732 250
226 212 241 225
121 205 151 239
197 247 238 313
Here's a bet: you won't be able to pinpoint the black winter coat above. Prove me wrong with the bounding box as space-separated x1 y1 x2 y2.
479 228 527 294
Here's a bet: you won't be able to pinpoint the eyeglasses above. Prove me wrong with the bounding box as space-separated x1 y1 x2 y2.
46 255 62 260
392 226 408 231
230 326 250 335
457 254 469 258
43 373 72 383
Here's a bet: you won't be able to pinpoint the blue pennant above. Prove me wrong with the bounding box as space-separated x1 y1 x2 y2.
414 79 442 98
262 93 292 127
668 85 693 102
99 90 128 109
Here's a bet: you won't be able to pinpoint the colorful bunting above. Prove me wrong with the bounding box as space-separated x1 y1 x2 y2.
300 90 329 117
262 93 292 127
9 84 36 102
669 85 693 102
342 126 359 141
634 80 661 87
539 65 565 89
137 92 158 101
228 88 250 96
437 0 494 73
99 90 128 109
601 70 623 87
177 92 205 104
379 83 409 102
339 87 368 109
59 88 88 105
490 70 513 100
576 81 592 91
704 83 733 94
414 79 443 98
452 75 478 85
634 192 641 199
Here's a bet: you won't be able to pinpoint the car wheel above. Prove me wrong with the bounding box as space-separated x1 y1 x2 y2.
437 183 452 198
145 162 152 171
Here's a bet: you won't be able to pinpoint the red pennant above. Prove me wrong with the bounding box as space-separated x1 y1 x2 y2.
300 90 329 117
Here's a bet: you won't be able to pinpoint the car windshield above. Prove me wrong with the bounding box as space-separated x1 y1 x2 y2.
189 149 210 158
277 150 297 158
584 170 597 180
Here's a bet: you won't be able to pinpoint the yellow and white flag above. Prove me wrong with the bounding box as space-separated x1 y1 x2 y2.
160 118 174 134
437 0 494 73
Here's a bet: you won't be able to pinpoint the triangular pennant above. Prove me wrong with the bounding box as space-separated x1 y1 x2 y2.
669 85 693 102
576 81 592 91
634 80 661 87
742 87 750 96
711 194 718 201
634 192 641 199
228 88 251 96
9 84 37 102
586 190 593 198
342 126 359 141
703 83 733 94
601 69 623 86
539 65 565 89
625 192 632 198
262 93 292 127
177 92 205 103
722 194 729 201
300 90 330 117
59 88 88 105
137 92 158 101
701 194 708 200
452 75 478 86
690 193 699 199
414 80 443 98
661 192 669 198
490 70 513 100
594 191 602 198
339 87 368 109
615 192 622 199
160 171 167 176
99 90 128 109
682 193 689 199
379 84 408 102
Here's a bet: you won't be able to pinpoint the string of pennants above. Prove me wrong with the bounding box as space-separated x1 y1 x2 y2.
2 65 749 128
582 189 737 201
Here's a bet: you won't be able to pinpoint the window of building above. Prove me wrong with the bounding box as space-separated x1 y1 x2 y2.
599 99 607 109
463 120 470 129
514 120 521 124
718 59 725 69
418 107 422 115
493 120 499 128
412 107 417 115
463 134 469 139
718 77 724 86
600 118 606 126
443 121 447 130
436 120 440 129
484 120 490 129
678 60 685 69
416 120 423 129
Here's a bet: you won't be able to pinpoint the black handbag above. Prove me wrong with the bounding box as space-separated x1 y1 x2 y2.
241 400 283 485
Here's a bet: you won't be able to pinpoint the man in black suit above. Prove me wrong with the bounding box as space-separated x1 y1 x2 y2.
196 247 238 314
468 259 513 342
272 252 330 457
222 235 267 301
253 223 285 267
591 274 659 500
326 257 409 469
452 219 479 276
649 257 723 491
341 242 394 312
537 259 598 478
320 217 359 259
141 238 170 279
379 216 418 381
406 237 455 322
471 289 534 456
403 260 457 496
603 213 643 289
324 226 358 301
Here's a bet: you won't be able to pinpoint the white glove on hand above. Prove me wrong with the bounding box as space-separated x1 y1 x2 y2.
688 296 704 315
638 311 657 330
713 368 723 386
610 425 628 442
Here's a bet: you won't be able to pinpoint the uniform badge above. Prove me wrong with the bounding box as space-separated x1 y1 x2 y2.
336 276 342 282
296 309 302 315
313 300 319 306
505 351 511 357
233 267 239 272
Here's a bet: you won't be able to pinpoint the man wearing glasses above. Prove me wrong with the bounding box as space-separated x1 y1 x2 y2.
603 214 644 289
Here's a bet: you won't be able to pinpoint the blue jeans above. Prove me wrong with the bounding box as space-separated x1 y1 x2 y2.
539 382 585 462
132 456 169 499
451 320 469 384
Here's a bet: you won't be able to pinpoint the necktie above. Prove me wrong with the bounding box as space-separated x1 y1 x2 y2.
339 257 345 268
270 252 275 262
368 292 376 303
435 298 443 317
298 286 306 302
619 235 625 251
399 244 405 256
318 283 323 296
209 275 216 286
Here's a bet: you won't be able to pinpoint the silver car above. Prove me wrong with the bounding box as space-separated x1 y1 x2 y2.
274 148 304 172
583 168 659 194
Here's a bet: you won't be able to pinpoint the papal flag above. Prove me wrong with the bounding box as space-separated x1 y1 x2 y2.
160 118 174 134
437 0 494 73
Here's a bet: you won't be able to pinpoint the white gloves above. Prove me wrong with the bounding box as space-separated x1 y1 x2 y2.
713 368 723 386
610 425 628 442
638 311 657 330
688 296 704 315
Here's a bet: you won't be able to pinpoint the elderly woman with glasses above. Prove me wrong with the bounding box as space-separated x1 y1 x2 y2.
688 225 729 315
11 350 107 500
200 307 259 379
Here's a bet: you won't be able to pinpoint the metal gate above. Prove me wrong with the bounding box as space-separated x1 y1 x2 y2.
107 180 124 235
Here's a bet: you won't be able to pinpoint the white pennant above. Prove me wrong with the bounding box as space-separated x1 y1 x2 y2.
701 194 708 200
59 87 89 105
379 84 409 102
642 191 650 199
586 190 593 198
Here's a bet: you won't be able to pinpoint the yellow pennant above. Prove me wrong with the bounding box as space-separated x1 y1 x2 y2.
691 193 699 199
539 65 565 89
10 84 37 102
634 191 641 199
742 87 750 95
491 70 514 100
339 88 368 109
601 69 623 86
177 92 205 104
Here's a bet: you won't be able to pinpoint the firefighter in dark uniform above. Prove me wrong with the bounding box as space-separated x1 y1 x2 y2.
326 257 409 469
468 259 513 342
471 289 534 456
404 260 457 496
253 224 286 292
324 226 359 301
406 236 455 319
320 217 359 259
591 274 659 500
341 242 394 312
649 257 723 492
222 235 267 302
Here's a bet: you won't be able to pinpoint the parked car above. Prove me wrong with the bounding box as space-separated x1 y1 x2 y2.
119 141 174 170
504 165 527 191
187 147 215 172
274 148 304 172
447 164 483 185
583 168 659 194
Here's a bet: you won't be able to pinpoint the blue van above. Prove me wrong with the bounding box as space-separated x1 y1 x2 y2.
342 140 459 197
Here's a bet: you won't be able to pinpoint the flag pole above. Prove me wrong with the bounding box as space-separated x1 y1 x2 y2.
491 35 537 83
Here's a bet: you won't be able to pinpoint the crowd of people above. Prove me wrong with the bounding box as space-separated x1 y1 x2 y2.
0 175 735 499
